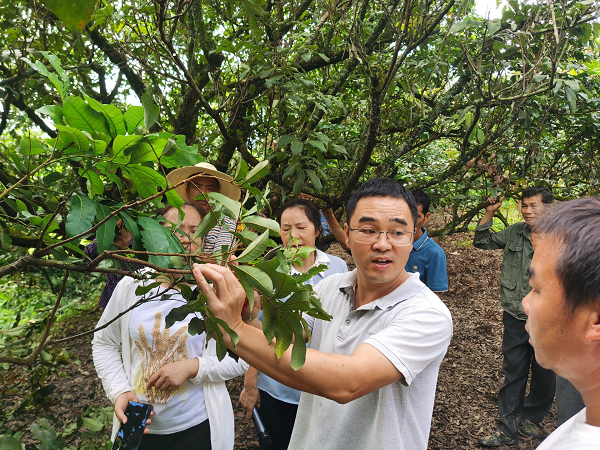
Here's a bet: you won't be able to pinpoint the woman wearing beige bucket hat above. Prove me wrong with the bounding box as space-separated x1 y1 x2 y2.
167 162 241 255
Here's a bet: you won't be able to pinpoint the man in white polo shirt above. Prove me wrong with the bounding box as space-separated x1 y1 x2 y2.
522 197 600 449
193 178 453 449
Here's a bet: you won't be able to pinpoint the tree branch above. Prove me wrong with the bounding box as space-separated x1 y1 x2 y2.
87 26 147 100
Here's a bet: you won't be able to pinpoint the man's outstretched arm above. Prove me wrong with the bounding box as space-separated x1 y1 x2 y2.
193 264 403 404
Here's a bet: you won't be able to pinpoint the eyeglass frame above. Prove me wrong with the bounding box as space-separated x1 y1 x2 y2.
348 227 416 246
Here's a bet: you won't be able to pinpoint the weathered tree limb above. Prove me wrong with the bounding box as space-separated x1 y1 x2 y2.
86 26 147 100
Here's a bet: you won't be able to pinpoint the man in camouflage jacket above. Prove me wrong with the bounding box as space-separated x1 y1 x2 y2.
474 187 556 447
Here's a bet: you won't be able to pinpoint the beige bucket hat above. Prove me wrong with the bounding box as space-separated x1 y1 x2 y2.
166 162 241 202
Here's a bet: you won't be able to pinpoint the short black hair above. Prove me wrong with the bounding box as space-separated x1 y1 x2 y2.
276 198 323 250
411 190 431 214
533 196 600 312
346 178 418 229
522 187 554 204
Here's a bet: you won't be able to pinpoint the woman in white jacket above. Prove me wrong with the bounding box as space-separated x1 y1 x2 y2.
92 203 248 450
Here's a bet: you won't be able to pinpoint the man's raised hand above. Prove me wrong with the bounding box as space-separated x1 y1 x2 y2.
485 196 505 213
192 263 247 332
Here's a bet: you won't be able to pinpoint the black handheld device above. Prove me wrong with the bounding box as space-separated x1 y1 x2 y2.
251 407 272 448
112 401 153 450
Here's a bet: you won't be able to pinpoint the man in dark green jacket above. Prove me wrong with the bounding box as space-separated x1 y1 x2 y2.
474 187 556 447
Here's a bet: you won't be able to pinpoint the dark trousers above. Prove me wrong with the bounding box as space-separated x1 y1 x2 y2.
139 419 211 449
497 312 556 439
258 389 298 450
556 375 585 426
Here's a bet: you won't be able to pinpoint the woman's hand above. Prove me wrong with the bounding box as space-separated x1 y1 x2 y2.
147 359 199 391
114 391 153 433
239 385 261 419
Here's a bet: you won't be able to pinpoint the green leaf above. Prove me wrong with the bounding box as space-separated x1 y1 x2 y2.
277 135 295 148
65 195 97 237
307 139 326 153
234 158 249 182
564 86 577 113
232 265 273 295
91 139 107 155
112 135 143 163
194 210 218 239
142 93 160 130
160 138 177 157
291 141 303 156
261 257 296 299
283 161 299 180
40 350 52 361
44 172 65 186
278 289 311 312
39 0 96 31
83 95 127 137
54 124 89 153
305 169 322 192
135 281 162 296
293 170 306 197
16 139 47 156
124 165 166 201
214 326 228 360
241 215 280 236
165 298 202 328
0 229 12 249
165 188 185 209
236 229 269 263
163 136 203 168
63 96 111 136
243 160 270 184
449 20 467 33
37 104 64 126
487 19 501 36
138 216 182 267
294 263 327 283
0 434 22 449
274 312 293 358
95 204 117 254
129 138 167 164
262 300 277 342
215 317 239 347
124 105 145 134
476 128 485 144
236 270 256 314
22 57 65 100
78 168 104 197
119 211 143 251
31 417 67 450
207 192 241 221
81 416 104 432
286 313 306 370
188 317 206 336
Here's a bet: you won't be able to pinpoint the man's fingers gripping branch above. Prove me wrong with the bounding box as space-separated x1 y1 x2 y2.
192 264 247 326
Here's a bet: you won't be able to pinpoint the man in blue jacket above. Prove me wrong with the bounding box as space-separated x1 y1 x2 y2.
405 190 448 297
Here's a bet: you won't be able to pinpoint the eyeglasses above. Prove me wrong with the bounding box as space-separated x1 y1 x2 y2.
348 227 415 246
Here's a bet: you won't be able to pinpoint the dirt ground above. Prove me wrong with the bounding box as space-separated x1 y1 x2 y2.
1 234 558 449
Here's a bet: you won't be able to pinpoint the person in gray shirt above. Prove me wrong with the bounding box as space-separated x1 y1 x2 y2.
193 178 453 450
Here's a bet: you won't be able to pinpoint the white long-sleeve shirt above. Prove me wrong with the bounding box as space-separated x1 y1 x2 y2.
92 275 248 449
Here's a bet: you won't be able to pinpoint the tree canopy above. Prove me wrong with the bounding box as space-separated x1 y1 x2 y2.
1 0 600 366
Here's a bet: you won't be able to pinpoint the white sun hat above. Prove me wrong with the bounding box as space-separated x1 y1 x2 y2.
166 162 241 202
